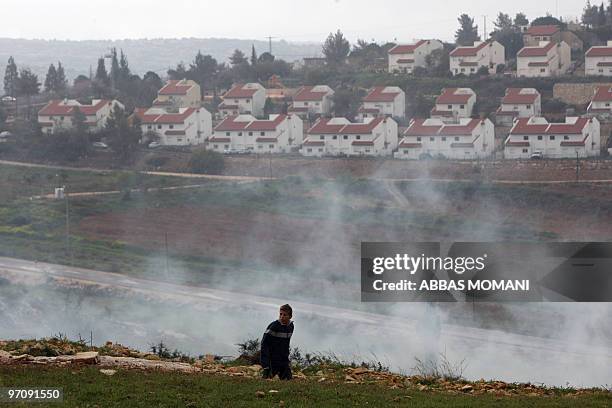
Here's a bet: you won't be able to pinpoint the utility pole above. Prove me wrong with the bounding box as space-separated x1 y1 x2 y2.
165 232 169 276
266 36 276 54
482 15 487 40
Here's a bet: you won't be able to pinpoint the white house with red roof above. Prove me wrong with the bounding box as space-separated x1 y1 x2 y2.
153 79 201 108
358 86 405 120
495 88 541 126
586 85 612 120
301 117 398 157
388 40 443 73
208 114 303 154
517 41 571 77
585 41 612 76
522 25 561 47
449 41 505 76
288 85 334 117
504 117 600 159
134 106 212 146
219 83 266 118
38 99 124 134
395 117 494 160
430 88 476 123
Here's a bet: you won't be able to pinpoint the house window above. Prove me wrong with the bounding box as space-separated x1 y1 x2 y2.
177 138 182 142
269 145 274 148
550 135 555 140
260 132 265 136
246 99 250 103
238 132 242 136
226 132 230 136
320 135 324 140
169 125 174 129
416 137 421 141
315 102 320 106
447 105 452 109
343 135 348 140
527 105 531 109
523 136 528 141
430 137 434 141
454 137 460 141
356 135 361 140
224 144 229 149
564 135 569 140
158 125 162 129
537 135 543 140
318 148 323 152
234 100 239 103
460 105 465 109
540 68 545 73
307 148 312 153
332 135 337 140
213 144 218 148
259 145 264 149
470 68 475 73
248 132 253 136
535 36 540 41
147 125 152 129
460 68 465 72
606 103 610 107
60 116 64 120
442 137 446 141
365 149 370 153
522 148 528 153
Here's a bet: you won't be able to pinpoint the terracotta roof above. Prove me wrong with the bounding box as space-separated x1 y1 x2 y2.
398 142 422 148
256 137 278 143
450 41 489 57
586 47 612 57
214 114 287 132
362 87 401 103
307 117 385 135
438 119 481 136
303 139 325 146
525 25 560 36
510 117 590 135
39 99 110 116
158 80 194 96
224 84 260 99
293 86 330 102
288 105 309 112
396 59 415 63
388 40 427 55
404 119 442 136
592 86 612 102
435 88 474 104
560 134 589 146
597 61 612 66
404 118 482 137
134 107 197 124
246 114 287 131
506 141 530 147
517 42 556 57
501 88 539 104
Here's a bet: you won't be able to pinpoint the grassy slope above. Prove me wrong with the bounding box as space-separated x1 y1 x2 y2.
0 366 610 408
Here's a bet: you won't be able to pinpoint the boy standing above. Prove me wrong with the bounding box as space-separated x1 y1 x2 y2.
260 304 294 380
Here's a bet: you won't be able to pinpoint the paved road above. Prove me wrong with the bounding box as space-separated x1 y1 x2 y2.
1 256 610 386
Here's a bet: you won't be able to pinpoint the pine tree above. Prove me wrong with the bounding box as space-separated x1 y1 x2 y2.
230 49 248 67
110 48 120 89
322 30 350 66
455 14 480 46
514 13 529 27
55 62 67 94
44 64 57 94
3 56 19 97
95 58 109 85
251 45 258 66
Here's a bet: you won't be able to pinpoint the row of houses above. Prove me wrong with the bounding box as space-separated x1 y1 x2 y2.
388 25 612 78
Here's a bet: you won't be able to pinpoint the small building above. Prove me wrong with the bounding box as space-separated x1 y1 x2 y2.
495 88 542 126
395 117 494 160
301 117 398 157
504 117 600 159
388 39 444 73
430 88 476 123
134 106 212 146
358 86 406 120
288 85 335 118
208 114 303 154
517 41 571 77
449 41 505 76
523 25 583 51
585 41 612 77
302 57 327 68
219 83 266 118
587 86 612 120
38 99 124 134
153 79 201 108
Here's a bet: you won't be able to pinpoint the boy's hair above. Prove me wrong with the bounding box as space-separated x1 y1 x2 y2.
280 304 293 317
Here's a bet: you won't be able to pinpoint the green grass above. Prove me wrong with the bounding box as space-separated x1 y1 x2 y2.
0 366 609 408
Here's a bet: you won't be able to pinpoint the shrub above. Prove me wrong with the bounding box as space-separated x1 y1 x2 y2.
188 149 225 175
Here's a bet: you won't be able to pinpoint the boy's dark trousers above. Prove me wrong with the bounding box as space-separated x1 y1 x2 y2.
262 364 292 380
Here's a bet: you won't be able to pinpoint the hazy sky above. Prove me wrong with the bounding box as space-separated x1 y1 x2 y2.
2 0 583 43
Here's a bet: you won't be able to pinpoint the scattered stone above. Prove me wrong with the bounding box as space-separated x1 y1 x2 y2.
279 401 285 407
74 351 99 364
255 391 265 398
461 385 474 393
351 367 369 375
269 390 279 393
318 377 326 383
418 385 427 391
144 354 160 361
345 375 357 382
100 369 116 376
205 354 216 363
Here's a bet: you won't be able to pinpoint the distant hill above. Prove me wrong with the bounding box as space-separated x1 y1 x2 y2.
0 38 322 83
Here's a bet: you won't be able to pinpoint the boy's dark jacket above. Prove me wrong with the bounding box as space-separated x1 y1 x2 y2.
260 320 294 368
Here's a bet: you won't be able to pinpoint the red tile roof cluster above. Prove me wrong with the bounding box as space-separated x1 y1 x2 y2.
525 25 560 36
158 80 194 96
362 87 401 103
39 99 110 116
223 84 260 99
517 42 556 57
510 117 590 135
592 86 612 102
501 88 539 104
586 46 612 57
214 114 287 132
449 41 489 57
307 117 385 135
134 107 197 124
435 88 474 104
388 40 427 55
403 118 482 137
293 86 331 101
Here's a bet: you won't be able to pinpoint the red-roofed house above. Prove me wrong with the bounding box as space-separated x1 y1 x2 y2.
523 25 561 46
219 83 266 118
208 114 303 153
395 117 494 160
301 117 398 157
495 88 541 126
288 85 334 117
517 41 571 77
153 79 201 108
38 99 124 134
587 86 612 119
134 106 212 146
504 117 600 159
430 88 476 123
449 41 505 76
586 41 612 76
358 86 405 120
388 39 443 73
